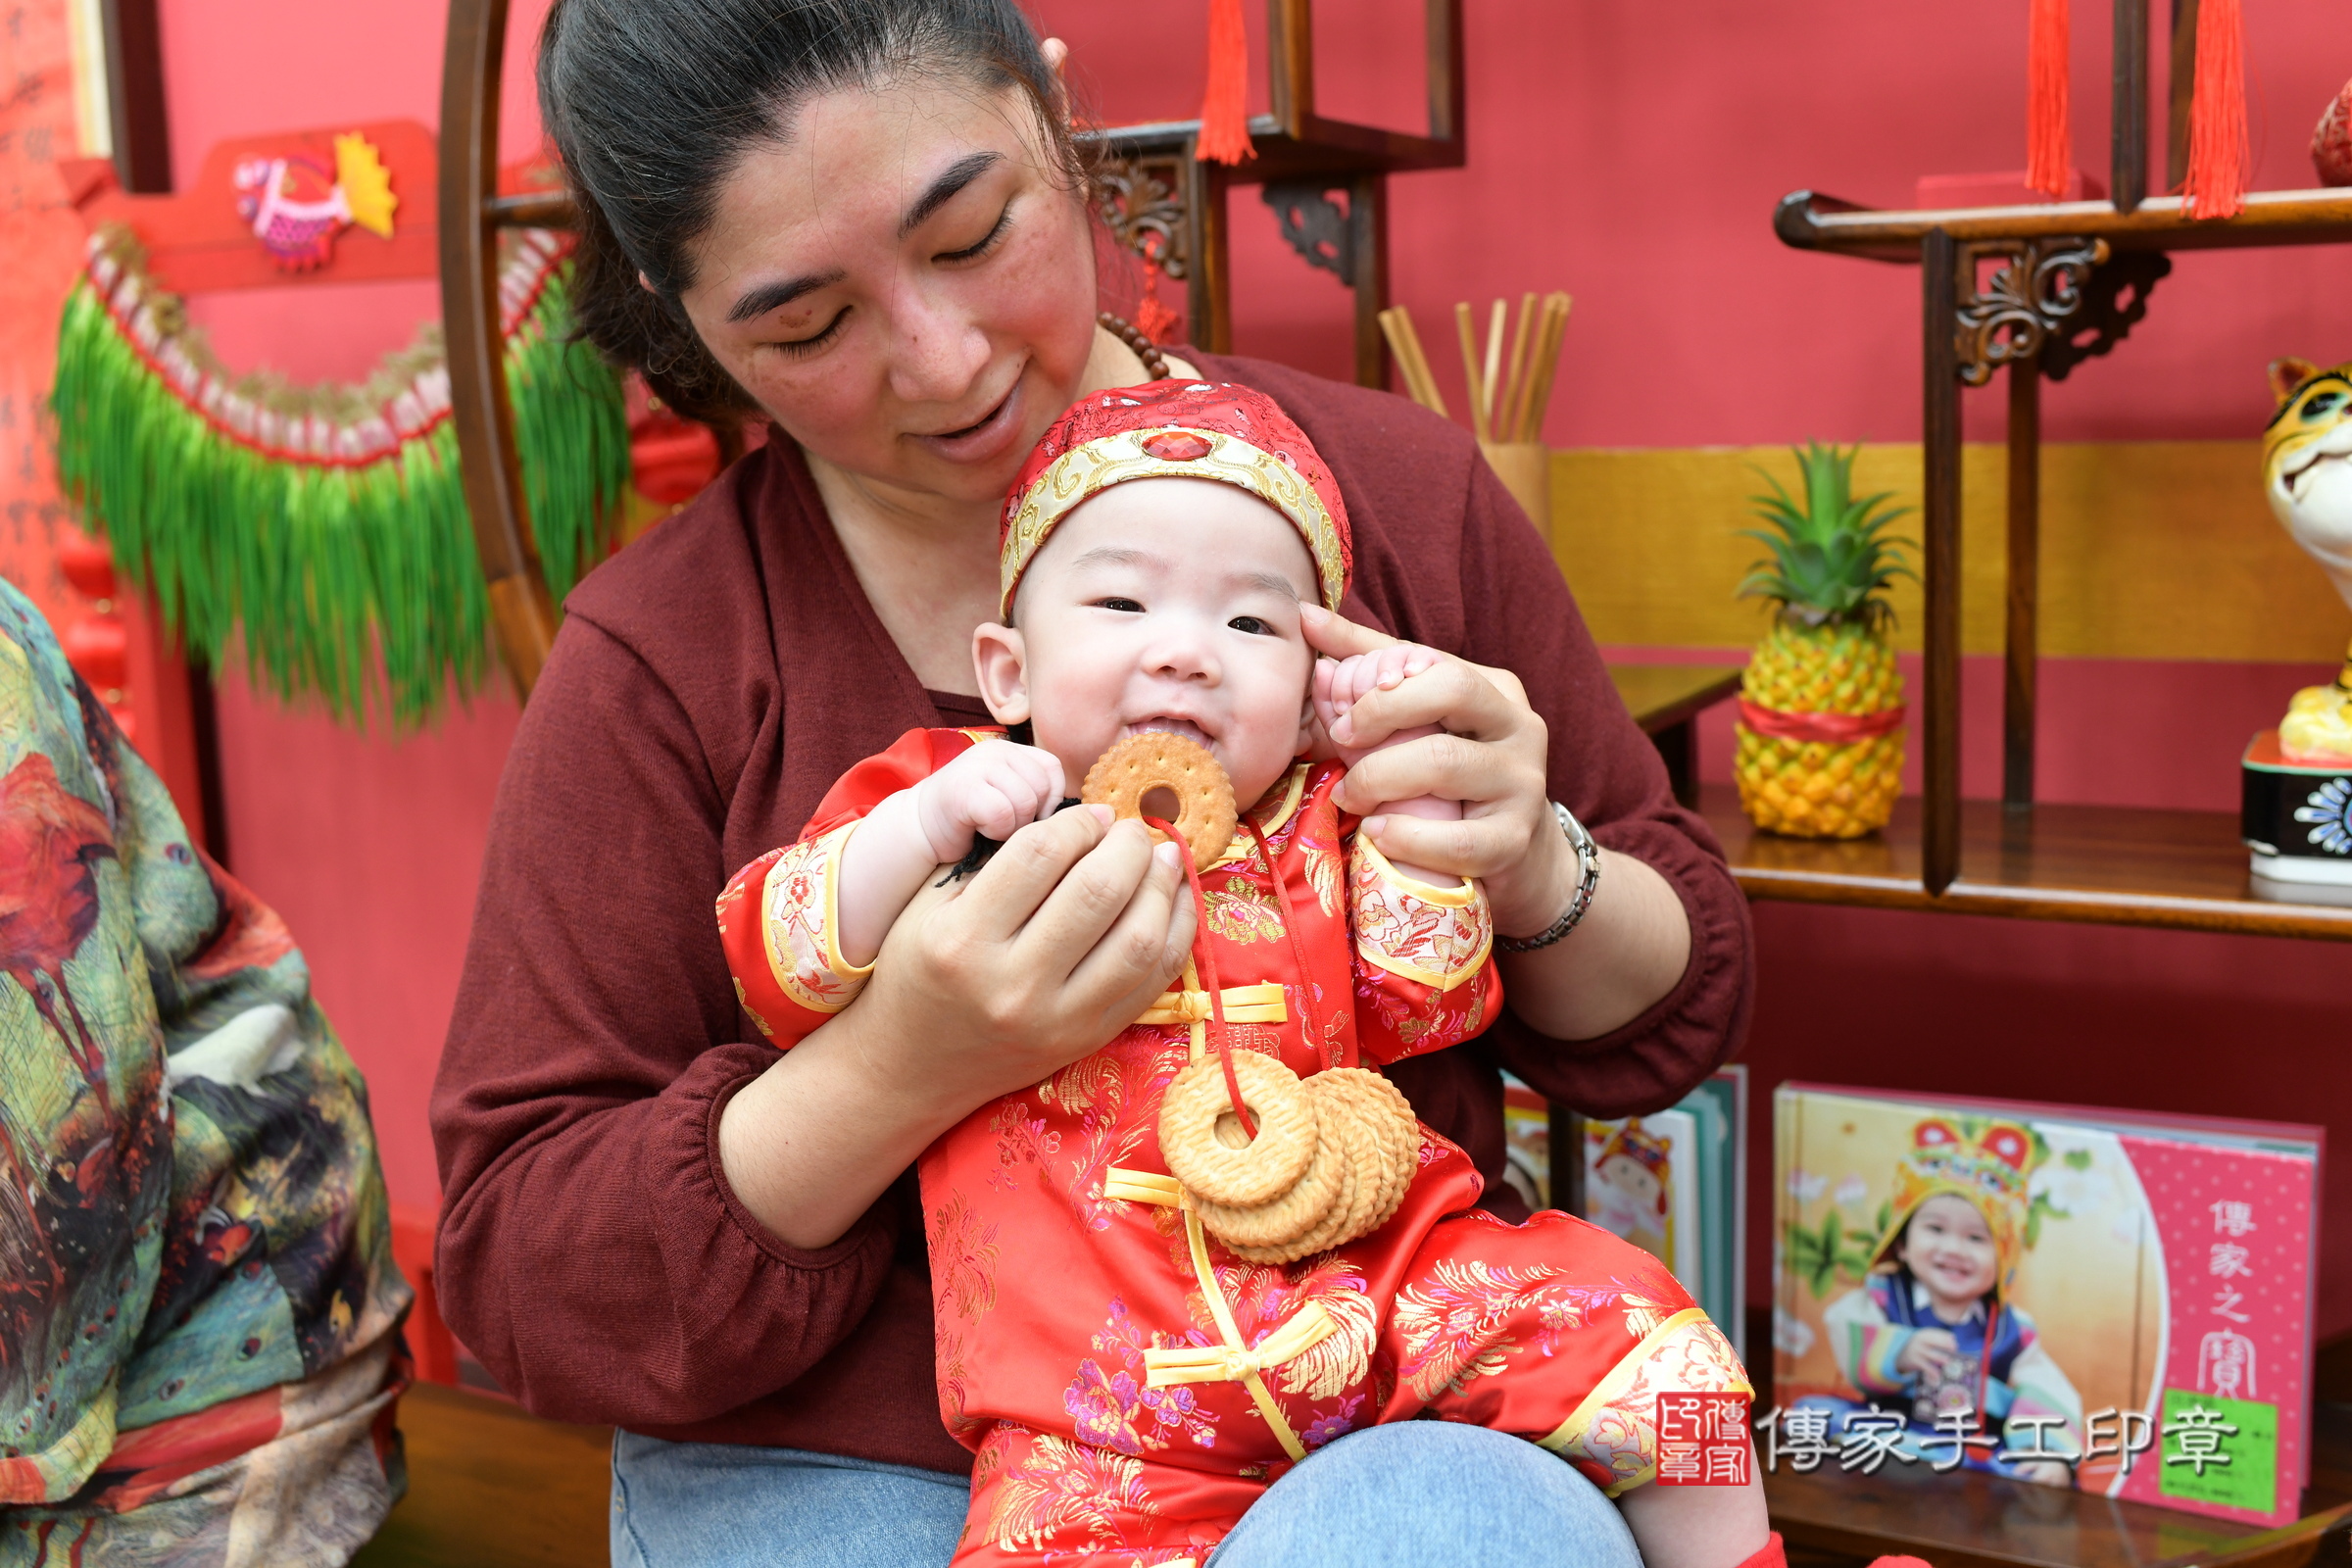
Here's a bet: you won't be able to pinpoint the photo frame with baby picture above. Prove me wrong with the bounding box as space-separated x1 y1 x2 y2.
1580 1067 1748 1359
1772 1083 2321 1528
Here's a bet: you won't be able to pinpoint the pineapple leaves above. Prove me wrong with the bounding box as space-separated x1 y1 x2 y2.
1740 441 1918 628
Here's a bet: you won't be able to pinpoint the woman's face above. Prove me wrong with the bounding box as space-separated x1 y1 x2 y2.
675 74 1100 509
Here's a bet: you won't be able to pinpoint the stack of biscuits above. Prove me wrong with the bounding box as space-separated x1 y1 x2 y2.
1158 1051 1422 1264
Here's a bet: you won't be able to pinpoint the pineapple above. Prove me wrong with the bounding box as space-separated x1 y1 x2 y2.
1733 442 1915 839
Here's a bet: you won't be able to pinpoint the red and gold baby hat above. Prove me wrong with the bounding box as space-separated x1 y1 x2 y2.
999 379 1352 620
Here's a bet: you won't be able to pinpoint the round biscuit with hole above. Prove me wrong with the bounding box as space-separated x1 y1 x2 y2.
1159 1050 1316 1207
1081 731 1239 867
1193 1112 1346 1250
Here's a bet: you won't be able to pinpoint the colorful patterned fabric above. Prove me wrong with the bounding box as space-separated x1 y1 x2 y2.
0 579 407 1565
715 729 1750 1566
1821 1272 2084 1462
998 381 1353 619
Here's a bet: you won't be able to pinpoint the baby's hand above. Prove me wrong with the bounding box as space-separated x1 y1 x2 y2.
1894 1326 1961 1380
910 740 1067 864
1312 643 1445 764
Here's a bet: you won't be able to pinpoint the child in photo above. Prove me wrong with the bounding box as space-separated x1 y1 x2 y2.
1810 1118 2086 1483
718 381 1768 1567
1591 1120 1675 1264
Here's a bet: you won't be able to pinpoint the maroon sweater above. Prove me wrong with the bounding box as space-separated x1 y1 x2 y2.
430 355 1753 1470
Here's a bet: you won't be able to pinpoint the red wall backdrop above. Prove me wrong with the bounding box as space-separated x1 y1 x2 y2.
151 0 2352 1336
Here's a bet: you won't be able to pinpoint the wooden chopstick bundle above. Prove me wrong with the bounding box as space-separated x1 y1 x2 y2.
1377 307 1447 418
1382 292 1570 440
1497 291 1536 440
1453 303 1492 443
1514 291 1573 442
1441 291 1574 444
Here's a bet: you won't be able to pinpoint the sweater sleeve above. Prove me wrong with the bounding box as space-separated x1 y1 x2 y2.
1452 457 1756 1118
429 613 898 1428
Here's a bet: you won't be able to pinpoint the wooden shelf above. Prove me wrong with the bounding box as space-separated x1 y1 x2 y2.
1610 663 1743 736
1776 187 2352 263
1768 1401 2352 1568
1697 785 2352 942
1763 1332 2352 1568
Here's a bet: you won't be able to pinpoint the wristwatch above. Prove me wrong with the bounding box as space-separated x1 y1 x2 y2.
1494 802 1600 954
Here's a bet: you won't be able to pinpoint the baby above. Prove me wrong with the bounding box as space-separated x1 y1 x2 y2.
718 382 1767 1568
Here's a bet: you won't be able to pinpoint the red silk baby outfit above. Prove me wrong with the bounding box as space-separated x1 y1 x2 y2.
717 726 1751 1567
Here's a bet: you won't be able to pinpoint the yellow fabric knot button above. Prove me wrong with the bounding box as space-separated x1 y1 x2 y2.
1135 982 1290 1028
1142 1302 1338 1388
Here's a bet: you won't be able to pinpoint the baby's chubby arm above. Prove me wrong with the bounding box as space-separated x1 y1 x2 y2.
1312 643 1459 825
835 740 1067 967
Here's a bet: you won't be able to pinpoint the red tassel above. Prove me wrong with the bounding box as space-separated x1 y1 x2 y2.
2183 0 2248 219
1196 0 1255 166
2026 0 2071 197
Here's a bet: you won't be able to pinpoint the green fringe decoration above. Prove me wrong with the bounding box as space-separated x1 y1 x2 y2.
50 253 630 728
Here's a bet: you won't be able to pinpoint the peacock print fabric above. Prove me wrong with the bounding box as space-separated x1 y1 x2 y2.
0 579 408 1566
717 727 1751 1568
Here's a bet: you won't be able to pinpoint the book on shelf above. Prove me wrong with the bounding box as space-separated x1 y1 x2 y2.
1772 1082 2322 1529
1499 1067 1748 1362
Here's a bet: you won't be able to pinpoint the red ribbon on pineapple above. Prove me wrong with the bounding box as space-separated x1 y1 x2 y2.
1197 0 1256 165
1738 699 1907 745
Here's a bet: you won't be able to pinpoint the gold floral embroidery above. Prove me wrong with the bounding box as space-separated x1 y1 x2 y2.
1276 1262 1378 1399
758 822 871 1014
1348 836 1492 991
1051 1035 1190 1231
929 1190 1002 1439
1392 1259 1565 1400
1285 778 1345 915
988 1431 1162 1552
727 975 773 1039
1542 1311 1750 1495
1203 880 1286 944
930 1190 1003 1321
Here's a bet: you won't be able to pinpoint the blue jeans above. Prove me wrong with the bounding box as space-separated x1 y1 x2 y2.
610 1421 1643 1567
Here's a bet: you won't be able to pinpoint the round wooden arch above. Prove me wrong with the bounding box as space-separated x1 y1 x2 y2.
437 0 570 700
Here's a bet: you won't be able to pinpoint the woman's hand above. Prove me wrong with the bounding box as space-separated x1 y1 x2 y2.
1299 604 1568 935
873 807 1194 1115
1300 603 1692 1041
718 807 1194 1249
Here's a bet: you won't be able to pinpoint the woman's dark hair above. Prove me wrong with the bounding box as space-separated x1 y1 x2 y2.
539 0 1082 423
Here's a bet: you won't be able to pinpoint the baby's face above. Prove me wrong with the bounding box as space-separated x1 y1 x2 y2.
975 477 1318 811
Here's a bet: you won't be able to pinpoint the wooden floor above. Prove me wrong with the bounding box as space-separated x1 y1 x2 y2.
352 1382 611 1568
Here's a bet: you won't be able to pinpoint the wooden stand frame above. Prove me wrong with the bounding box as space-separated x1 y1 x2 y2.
1754 0 2352 939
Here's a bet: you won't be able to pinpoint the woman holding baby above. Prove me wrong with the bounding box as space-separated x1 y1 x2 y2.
431 2 1757 1564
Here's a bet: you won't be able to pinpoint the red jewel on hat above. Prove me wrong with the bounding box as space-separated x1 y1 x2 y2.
1141 430 1214 463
